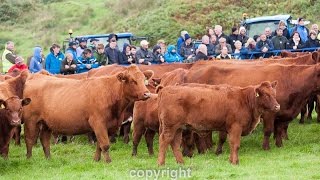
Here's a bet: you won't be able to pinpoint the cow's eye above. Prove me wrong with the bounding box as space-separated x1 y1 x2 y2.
130 80 137 85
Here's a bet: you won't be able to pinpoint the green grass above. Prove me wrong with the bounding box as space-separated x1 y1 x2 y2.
1 114 320 179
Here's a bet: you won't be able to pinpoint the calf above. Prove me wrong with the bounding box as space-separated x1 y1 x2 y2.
157 81 279 165
0 97 31 159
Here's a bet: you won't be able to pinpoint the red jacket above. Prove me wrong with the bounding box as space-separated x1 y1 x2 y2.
8 64 28 73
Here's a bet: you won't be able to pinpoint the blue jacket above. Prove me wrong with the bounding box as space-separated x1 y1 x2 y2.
164 45 183 63
45 52 64 74
29 47 43 73
176 37 184 56
76 56 99 73
295 25 309 43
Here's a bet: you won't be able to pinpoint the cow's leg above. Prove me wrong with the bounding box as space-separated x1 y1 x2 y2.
24 120 40 159
262 113 275 150
145 129 156 156
170 129 184 164
158 127 176 166
307 96 315 121
87 132 96 145
228 125 242 165
194 133 206 154
132 120 145 156
299 105 307 124
281 122 289 140
316 95 320 123
274 122 287 147
204 131 214 150
216 131 227 155
123 121 132 144
52 133 59 144
181 129 195 157
89 118 111 163
94 141 102 161
39 124 52 159
12 126 21 146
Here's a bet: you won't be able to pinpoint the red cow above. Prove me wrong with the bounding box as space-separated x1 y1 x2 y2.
0 97 31 159
157 82 279 165
23 65 153 162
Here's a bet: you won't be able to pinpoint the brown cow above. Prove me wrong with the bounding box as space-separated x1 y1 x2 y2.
23 65 153 162
132 94 159 156
185 63 320 150
0 97 31 159
157 81 279 165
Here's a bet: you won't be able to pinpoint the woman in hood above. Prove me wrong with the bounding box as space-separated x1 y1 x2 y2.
164 45 183 63
29 46 43 73
119 43 134 64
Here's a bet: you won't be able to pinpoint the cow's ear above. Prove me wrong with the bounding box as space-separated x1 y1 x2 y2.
152 78 161 86
117 72 128 82
312 52 319 63
255 88 261 98
0 99 6 109
4 75 12 80
271 81 277 89
143 70 154 80
22 98 31 106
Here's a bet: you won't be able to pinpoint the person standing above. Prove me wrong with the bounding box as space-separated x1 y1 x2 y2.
29 47 43 73
1 41 16 73
45 44 64 74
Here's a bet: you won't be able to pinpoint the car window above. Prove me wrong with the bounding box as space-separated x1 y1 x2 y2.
86 38 130 52
246 21 279 38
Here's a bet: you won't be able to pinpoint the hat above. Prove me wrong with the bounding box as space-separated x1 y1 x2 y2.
231 27 238 33
184 33 191 40
108 33 118 42
153 45 161 53
90 38 99 42
69 41 77 46
78 38 87 43
140 40 149 46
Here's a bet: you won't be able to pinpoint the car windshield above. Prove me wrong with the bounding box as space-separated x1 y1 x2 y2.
86 37 130 51
246 21 279 38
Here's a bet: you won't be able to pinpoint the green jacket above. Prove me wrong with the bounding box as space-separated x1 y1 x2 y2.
271 36 288 50
93 51 108 65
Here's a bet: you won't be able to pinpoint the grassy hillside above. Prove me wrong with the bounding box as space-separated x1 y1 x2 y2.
0 0 319 58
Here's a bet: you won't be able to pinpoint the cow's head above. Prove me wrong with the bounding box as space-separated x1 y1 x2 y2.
255 81 280 112
0 96 31 126
117 65 153 101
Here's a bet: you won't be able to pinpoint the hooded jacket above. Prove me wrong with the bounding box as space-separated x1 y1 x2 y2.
29 47 43 73
119 43 133 65
45 49 65 74
164 45 183 63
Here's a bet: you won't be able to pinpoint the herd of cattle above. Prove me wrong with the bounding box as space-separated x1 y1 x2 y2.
0 50 320 165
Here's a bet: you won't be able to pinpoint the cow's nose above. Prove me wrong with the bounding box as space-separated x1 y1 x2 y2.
274 105 280 111
143 92 151 99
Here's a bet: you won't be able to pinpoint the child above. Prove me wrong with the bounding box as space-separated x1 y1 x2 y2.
8 56 28 73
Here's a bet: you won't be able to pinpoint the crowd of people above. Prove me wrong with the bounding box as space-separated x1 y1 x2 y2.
1 17 320 74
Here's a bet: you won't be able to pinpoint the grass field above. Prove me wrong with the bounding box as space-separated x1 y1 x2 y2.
1 115 320 180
